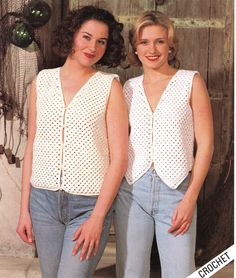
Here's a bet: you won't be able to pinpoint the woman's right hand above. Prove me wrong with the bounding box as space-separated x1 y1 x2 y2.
16 211 35 246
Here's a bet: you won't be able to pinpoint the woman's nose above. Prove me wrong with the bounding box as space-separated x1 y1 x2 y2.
148 43 157 53
88 40 96 52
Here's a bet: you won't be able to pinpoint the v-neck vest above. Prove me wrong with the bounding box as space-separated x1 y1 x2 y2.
124 69 198 189
31 67 118 195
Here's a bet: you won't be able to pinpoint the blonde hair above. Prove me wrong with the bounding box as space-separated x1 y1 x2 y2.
129 11 179 67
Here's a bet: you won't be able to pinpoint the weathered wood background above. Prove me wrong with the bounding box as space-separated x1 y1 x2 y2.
39 0 233 265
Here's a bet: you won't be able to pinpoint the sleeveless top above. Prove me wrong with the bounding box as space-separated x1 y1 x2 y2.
30 67 118 195
124 69 198 189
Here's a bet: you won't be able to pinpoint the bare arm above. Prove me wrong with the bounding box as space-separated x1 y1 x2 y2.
72 79 128 259
16 77 37 245
169 74 214 236
90 79 128 219
184 74 214 202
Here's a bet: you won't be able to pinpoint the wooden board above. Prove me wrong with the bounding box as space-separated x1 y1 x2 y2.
176 28 208 80
171 0 211 19
38 0 65 67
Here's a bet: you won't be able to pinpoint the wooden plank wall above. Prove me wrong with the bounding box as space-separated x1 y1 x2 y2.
38 0 68 67
67 0 233 202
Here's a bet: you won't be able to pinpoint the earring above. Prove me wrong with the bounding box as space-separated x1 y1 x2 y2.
168 49 171 53
135 51 138 55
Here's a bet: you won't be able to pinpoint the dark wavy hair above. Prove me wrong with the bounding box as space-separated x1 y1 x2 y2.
52 6 126 67
129 11 180 68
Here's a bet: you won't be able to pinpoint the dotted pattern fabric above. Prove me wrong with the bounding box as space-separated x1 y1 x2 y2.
31 68 118 195
124 70 198 189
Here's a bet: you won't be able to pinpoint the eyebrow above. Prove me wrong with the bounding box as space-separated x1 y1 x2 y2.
81 31 108 40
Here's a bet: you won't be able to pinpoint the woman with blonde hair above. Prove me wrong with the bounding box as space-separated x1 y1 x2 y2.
114 10 213 278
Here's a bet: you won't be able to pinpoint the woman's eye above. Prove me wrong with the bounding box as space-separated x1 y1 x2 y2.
98 40 106 45
140 40 148 45
83 35 91 40
157 39 165 44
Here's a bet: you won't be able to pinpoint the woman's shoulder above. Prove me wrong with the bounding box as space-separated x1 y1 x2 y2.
124 75 143 88
35 67 60 89
37 67 60 78
97 70 119 80
178 69 199 76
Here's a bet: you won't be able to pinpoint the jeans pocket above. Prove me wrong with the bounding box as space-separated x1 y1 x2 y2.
30 186 46 210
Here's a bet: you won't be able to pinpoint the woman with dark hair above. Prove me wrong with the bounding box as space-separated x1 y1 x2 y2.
52 5 126 66
114 11 213 278
16 5 128 278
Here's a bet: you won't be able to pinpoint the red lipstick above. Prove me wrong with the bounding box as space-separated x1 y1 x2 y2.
84 53 95 59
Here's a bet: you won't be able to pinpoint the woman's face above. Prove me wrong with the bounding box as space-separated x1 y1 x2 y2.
136 24 170 71
71 19 109 67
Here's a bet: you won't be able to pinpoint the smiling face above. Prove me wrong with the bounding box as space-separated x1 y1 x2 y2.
136 24 170 71
71 19 109 67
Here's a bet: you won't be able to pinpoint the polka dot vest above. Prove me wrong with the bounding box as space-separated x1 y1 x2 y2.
31 67 118 195
124 70 198 189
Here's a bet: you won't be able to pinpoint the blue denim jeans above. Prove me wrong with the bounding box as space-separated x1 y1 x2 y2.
114 168 197 278
30 187 112 278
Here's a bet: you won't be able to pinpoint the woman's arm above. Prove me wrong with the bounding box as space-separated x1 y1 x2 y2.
72 78 128 259
168 73 214 236
16 77 37 245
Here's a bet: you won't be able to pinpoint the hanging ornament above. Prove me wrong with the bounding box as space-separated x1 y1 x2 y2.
23 0 51 28
8 21 34 48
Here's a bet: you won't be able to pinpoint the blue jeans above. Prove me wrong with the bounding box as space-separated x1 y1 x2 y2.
30 187 112 278
114 168 197 278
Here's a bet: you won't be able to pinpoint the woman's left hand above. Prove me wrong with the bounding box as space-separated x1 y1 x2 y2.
168 198 196 236
72 215 104 260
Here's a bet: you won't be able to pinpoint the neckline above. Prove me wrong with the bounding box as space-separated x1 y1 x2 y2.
57 67 99 108
141 70 180 114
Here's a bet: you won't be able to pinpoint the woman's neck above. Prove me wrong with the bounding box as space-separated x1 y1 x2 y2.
143 64 177 83
61 57 96 78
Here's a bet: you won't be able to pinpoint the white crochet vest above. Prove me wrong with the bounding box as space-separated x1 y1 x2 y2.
124 70 198 189
31 68 118 195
